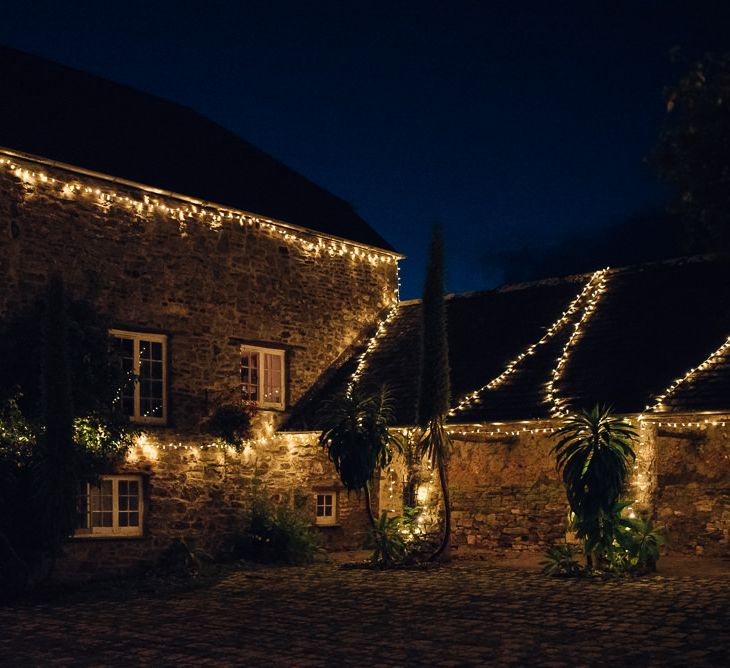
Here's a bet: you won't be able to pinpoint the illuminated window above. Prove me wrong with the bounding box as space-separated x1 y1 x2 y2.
111 330 167 424
75 475 144 537
315 492 337 526
240 346 285 409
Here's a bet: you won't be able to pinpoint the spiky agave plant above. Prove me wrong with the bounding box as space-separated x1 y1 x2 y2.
551 405 638 568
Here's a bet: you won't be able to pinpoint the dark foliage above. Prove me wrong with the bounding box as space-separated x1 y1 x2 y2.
367 511 407 567
652 52 730 252
155 539 213 577
203 403 256 450
484 209 687 285
0 278 136 590
551 406 638 568
35 275 78 559
0 289 128 419
318 387 403 526
228 489 319 565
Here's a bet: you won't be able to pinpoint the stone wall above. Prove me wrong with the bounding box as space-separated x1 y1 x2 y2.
433 418 730 558
0 155 399 425
59 432 372 580
446 426 568 556
0 153 396 579
648 418 730 556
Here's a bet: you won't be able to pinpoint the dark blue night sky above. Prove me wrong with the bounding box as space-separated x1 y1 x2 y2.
1 1 728 297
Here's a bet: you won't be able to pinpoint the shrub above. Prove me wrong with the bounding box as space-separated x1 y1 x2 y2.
615 513 666 573
204 403 256 450
229 489 319 565
540 544 582 577
155 539 213 576
543 503 667 578
367 511 407 567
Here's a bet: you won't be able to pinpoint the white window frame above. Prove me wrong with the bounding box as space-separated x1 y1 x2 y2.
111 329 168 425
75 475 144 538
240 345 286 409
315 491 338 526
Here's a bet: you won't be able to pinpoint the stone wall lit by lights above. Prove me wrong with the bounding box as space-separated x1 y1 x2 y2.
434 419 730 558
0 155 399 421
57 434 374 580
0 154 397 579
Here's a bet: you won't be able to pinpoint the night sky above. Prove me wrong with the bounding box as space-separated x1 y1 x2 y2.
1 1 729 298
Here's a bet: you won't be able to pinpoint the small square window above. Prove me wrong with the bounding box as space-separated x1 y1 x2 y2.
315 492 337 526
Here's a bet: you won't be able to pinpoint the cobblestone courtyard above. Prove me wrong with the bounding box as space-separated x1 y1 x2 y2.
2 560 730 667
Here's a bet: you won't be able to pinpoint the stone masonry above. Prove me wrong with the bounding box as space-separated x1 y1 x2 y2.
0 153 398 578
442 418 730 558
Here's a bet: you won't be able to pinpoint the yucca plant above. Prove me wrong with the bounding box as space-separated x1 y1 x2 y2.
540 544 582 577
318 386 403 526
621 515 666 572
551 405 638 569
369 511 407 566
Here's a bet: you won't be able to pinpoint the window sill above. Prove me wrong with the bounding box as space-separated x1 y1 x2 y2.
314 523 342 529
129 418 168 427
72 534 147 541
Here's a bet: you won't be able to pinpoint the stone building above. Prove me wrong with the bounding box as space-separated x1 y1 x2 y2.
0 48 401 578
3 48 730 579
291 257 730 558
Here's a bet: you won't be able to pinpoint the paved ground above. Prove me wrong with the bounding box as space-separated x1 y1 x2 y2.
2 559 730 667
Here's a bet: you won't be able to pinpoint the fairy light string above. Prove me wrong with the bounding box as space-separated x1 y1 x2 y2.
643 333 730 415
345 301 401 398
449 268 610 418
0 153 400 266
546 268 610 417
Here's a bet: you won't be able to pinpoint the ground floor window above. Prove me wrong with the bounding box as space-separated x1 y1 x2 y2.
75 475 144 537
315 492 337 526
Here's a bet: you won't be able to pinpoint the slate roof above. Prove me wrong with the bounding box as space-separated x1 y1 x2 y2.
285 255 730 429
0 46 394 252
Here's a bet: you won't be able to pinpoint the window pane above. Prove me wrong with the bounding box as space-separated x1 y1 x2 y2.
263 353 282 404
241 351 259 402
113 337 135 417
76 483 89 530
118 480 141 530
139 341 164 418
90 479 114 528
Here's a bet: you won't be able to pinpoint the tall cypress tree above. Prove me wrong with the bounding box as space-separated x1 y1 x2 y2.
417 225 452 560
418 226 451 423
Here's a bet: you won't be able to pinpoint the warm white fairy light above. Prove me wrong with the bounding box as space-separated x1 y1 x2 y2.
643 333 730 414
345 301 400 398
0 152 400 266
446 422 556 440
546 268 610 417
449 268 610 417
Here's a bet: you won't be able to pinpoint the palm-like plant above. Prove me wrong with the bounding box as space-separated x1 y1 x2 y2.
621 515 666 572
551 405 638 567
369 511 407 566
318 386 403 526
